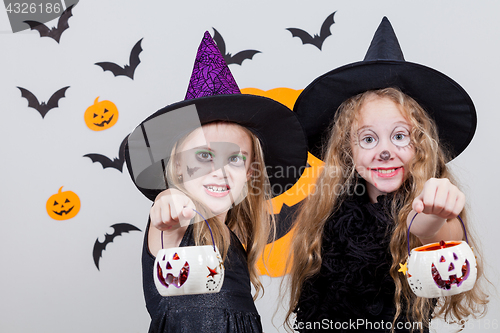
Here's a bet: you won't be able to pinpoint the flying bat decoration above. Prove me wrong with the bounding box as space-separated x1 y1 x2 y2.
93 223 141 270
212 28 261 65
286 11 337 50
24 5 74 43
17 86 70 118
95 38 143 79
83 135 129 172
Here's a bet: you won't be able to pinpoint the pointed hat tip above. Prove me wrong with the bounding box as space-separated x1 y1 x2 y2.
363 16 405 62
378 16 394 31
184 31 240 100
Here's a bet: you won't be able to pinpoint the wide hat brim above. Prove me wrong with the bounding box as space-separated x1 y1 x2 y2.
294 20 476 161
125 94 308 201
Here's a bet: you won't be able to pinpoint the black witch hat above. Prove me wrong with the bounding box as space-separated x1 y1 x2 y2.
294 17 477 160
125 31 308 201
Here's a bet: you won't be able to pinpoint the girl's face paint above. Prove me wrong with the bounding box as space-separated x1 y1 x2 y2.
186 165 201 177
176 123 252 220
351 95 415 203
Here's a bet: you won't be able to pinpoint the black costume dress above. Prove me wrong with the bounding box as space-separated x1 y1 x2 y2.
294 194 429 332
142 222 262 333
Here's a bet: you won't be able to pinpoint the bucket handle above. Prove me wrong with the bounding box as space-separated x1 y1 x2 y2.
407 213 469 257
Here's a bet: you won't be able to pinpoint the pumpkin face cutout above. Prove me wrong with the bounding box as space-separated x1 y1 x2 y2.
84 97 119 131
157 251 190 288
46 186 81 220
406 240 476 298
154 245 224 296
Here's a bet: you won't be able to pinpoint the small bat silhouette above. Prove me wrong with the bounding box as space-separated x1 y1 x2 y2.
93 223 141 270
24 5 74 43
17 86 70 118
286 11 337 50
83 135 129 172
95 38 143 79
212 28 261 65
186 165 200 177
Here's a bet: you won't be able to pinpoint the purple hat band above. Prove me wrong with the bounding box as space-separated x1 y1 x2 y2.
185 31 240 100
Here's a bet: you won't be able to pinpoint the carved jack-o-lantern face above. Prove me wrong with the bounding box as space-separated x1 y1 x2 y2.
429 242 471 290
406 240 477 298
84 97 119 131
154 245 224 296
156 252 190 288
46 186 81 220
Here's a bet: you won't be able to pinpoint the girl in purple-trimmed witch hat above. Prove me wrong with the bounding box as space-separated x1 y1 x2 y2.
125 32 307 332
285 17 488 332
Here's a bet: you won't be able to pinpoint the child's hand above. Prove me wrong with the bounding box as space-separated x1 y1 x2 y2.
150 188 196 231
412 178 465 220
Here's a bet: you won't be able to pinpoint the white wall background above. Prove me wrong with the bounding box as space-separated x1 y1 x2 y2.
1 1 498 332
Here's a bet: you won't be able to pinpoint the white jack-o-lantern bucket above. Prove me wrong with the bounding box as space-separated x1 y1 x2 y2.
404 214 477 298
154 209 224 296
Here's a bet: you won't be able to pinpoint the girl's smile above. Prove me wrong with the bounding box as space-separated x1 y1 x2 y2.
203 184 231 197
370 166 404 178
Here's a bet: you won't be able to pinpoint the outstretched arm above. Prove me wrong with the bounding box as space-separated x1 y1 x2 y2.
148 189 196 254
407 178 465 245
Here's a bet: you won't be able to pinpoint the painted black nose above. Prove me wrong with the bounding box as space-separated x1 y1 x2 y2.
380 150 391 160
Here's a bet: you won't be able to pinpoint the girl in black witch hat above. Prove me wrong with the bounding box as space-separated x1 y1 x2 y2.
125 32 307 332
286 18 488 332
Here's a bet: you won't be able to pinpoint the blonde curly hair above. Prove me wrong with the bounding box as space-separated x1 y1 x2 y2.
285 87 488 331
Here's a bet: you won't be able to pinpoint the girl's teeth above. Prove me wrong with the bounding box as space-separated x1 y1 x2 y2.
207 186 227 193
377 168 396 174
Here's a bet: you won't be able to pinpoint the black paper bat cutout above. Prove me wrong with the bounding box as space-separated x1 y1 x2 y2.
93 223 141 270
95 38 143 79
286 11 336 50
212 28 261 65
24 5 74 43
17 86 70 118
83 135 129 172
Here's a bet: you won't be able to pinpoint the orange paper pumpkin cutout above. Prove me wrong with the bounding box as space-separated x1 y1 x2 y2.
242 87 324 277
46 186 81 220
256 153 324 277
84 97 119 131
241 87 302 110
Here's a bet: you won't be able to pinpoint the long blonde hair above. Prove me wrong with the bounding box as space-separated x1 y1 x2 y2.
167 122 275 298
286 88 488 330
